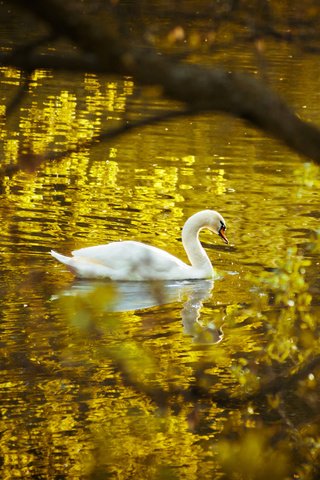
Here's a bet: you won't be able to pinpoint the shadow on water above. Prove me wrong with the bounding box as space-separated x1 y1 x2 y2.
52 278 224 344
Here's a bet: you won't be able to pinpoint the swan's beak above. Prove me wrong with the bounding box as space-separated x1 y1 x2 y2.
219 227 229 244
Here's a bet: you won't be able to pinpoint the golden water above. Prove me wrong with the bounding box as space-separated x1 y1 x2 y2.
0 30 320 480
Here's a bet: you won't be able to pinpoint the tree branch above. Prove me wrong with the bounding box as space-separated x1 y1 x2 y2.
0 51 102 73
0 109 194 181
5 72 32 116
5 0 320 163
254 354 320 399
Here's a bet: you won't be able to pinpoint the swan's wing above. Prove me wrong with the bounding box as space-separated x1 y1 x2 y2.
72 240 188 274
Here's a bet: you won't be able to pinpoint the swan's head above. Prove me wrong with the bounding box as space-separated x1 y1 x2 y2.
184 210 229 244
209 210 228 244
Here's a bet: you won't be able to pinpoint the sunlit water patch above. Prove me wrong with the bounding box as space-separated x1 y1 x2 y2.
1 15 320 478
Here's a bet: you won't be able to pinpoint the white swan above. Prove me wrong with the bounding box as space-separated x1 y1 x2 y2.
50 209 228 280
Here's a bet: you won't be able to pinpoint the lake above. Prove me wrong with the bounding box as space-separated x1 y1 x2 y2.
0 4 320 479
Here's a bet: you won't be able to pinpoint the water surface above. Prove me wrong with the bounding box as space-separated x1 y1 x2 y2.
0 12 320 480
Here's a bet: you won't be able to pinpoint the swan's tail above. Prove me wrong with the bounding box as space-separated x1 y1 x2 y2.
50 249 114 279
51 250 80 275
50 250 73 266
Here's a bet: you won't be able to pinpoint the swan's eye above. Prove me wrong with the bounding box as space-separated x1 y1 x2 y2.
218 221 228 244
219 221 226 232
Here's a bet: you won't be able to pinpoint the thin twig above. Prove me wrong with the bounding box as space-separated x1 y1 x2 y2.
5 72 32 116
5 32 58 116
44 108 196 162
0 108 195 182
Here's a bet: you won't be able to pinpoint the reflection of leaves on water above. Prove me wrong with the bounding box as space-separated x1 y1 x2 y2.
53 278 225 344
56 283 118 332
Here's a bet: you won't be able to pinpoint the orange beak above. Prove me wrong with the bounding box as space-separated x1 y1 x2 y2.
219 227 229 244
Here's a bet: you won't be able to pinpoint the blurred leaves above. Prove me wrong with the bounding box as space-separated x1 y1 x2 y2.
58 283 118 331
49 244 320 478
245 246 318 365
49 233 320 476
217 429 290 480
1 0 320 476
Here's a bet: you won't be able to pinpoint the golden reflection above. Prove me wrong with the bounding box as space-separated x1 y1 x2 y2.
54 279 220 343
211 168 227 195
182 154 195 165
84 74 103 116
3 137 19 162
1 31 320 480
0 66 21 83
30 69 52 85
0 67 134 168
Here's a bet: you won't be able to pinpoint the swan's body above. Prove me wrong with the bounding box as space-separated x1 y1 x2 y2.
50 210 228 280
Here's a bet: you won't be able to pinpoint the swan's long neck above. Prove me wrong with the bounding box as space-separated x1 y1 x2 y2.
182 213 213 273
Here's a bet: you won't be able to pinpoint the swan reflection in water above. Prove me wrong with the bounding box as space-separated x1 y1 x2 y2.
55 279 224 344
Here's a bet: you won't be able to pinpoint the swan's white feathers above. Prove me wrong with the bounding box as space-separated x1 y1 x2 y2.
51 210 228 280
72 241 186 271
70 241 190 279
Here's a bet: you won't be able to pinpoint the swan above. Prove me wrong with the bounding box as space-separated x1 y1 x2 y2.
50 209 228 280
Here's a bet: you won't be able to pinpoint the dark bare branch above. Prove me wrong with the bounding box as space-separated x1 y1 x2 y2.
0 108 193 183
5 72 32 116
5 0 320 163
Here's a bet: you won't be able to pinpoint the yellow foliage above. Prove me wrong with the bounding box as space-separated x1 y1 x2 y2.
217 429 290 480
